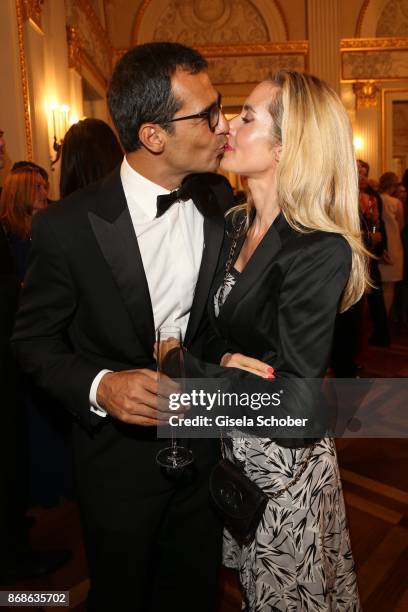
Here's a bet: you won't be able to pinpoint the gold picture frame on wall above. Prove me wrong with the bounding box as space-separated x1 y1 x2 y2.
381 87 408 175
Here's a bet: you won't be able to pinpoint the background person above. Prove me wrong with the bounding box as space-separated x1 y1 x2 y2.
59 118 123 198
0 165 70 581
378 172 404 314
0 167 48 279
392 182 408 323
11 161 53 204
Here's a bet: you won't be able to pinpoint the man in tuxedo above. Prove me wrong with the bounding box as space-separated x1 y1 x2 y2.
12 43 232 611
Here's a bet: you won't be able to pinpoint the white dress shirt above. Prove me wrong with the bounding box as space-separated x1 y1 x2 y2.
90 157 204 415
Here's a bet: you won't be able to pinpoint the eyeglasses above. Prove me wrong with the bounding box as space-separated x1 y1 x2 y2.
168 93 222 132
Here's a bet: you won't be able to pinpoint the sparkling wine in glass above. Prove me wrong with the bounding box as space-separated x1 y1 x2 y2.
155 326 193 469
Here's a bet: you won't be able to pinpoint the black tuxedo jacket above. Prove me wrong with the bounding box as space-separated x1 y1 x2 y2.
12 168 232 435
186 212 352 441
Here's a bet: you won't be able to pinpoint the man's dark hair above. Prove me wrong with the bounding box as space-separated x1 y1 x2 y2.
60 118 123 198
12 160 49 182
107 42 208 152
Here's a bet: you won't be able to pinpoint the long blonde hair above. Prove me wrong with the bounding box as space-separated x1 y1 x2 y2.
228 70 369 312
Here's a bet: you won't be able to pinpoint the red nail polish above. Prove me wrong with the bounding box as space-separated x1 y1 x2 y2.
267 367 274 373
268 374 275 380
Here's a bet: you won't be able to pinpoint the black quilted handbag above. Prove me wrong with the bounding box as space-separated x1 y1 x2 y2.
209 457 268 544
209 438 316 544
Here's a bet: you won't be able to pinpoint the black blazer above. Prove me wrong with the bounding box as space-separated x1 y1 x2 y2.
11 167 233 433
186 212 352 441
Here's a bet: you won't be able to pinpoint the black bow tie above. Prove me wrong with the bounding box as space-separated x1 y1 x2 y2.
156 180 194 218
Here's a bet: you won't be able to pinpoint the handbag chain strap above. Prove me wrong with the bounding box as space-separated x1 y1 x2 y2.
267 442 316 499
217 214 247 311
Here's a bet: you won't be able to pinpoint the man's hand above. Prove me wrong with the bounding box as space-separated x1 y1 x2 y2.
96 369 182 426
220 353 274 378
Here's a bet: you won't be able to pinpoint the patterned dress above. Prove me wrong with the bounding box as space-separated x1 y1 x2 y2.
214 270 361 612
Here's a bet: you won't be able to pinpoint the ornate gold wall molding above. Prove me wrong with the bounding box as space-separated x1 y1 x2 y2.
196 42 308 85
341 37 408 81
66 25 108 89
355 0 370 38
66 0 113 81
67 25 82 71
113 41 309 69
381 87 408 173
355 0 408 38
353 80 379 108
15 0 33 160
377 0 408 37
153 0 268 45
195 41 308 57
133 0 289 44
342 37 408 51
206 54 305 85
74 0 110 41
20 0 43 29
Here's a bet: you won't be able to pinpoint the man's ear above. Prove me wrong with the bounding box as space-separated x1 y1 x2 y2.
139 123 167 153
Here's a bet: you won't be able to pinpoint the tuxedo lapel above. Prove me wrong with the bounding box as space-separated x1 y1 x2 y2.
88 169 155 353
217 214 291 322
184 185 225 347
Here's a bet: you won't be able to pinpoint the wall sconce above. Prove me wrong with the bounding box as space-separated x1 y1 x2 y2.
353 136 364 152
50 103 70 168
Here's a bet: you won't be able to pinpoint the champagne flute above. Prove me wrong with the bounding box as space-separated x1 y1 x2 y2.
155 326 193 469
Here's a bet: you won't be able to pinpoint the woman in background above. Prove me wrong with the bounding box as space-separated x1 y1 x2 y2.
60 118 123 198
378 172 404 315
0 166 48 280
392 182 408 323
1 167 73 508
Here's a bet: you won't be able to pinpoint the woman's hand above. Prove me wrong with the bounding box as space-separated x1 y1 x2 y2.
220 352 274 379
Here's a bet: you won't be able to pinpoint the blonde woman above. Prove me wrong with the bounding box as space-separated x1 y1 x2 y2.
201 71 367 611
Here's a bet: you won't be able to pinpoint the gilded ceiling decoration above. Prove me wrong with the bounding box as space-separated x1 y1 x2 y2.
65 0 112 82
20 0 43 29
153 0 269 45
377 0 408 37
206 54 305 84
343 49 408 80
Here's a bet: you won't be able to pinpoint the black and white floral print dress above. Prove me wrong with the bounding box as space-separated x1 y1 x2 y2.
214 271 361 612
